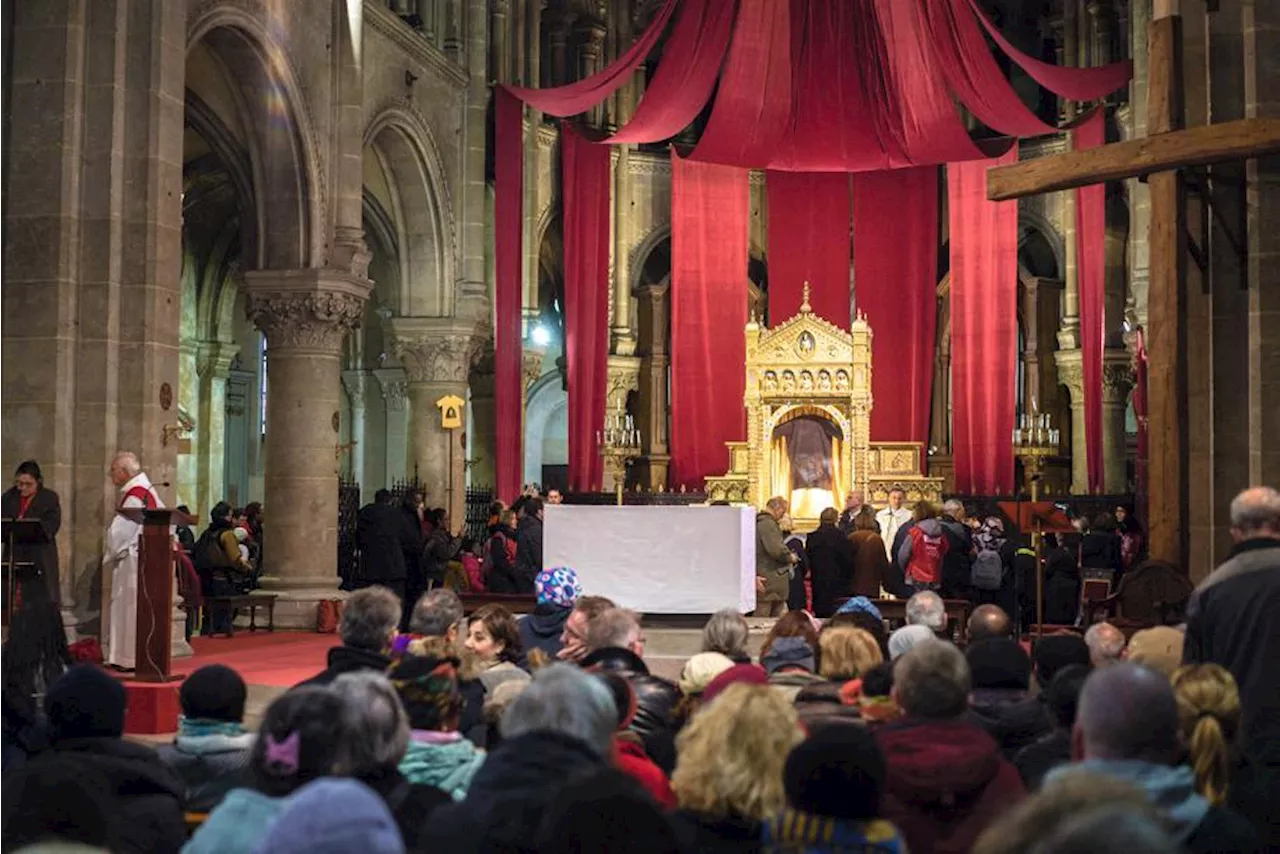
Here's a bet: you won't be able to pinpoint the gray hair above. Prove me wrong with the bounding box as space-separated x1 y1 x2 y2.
410 587 464 637
585 607 642 652
766 496 788 514
888 624 935 660
1077 663 1179 763
942 499 965 518
1084 622 1127 667
339 586 401 651
702 608 750 659
905 590 947 632
894 639 970 719
1229 486 1280 535
328 671 410 774
111 451 141 477
499 663 617 756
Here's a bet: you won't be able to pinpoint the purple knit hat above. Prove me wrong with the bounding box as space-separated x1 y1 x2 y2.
534 566 582 609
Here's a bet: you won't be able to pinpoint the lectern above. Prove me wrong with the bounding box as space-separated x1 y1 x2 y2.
121 507 176 682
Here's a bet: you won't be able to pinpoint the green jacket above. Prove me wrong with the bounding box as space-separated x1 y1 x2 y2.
756 512 793 602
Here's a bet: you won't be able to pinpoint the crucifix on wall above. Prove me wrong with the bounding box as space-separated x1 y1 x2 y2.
984 0 1280 568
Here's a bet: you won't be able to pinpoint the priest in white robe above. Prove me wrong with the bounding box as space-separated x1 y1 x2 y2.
875 487 912 561
103 451 162 670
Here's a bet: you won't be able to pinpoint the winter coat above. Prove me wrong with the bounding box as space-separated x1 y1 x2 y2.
1 485 61 602
358 767 450 850
938 516 974 600
762 810 906 854
475 660 531 698
806 522 857 617
1013 727 1071 792
422 528 458 586
849 530 894 599
767 671 827 705
966 688 1054 761
517 605 570 665
52 737 186 854
356 501 407 583
399 735 487 800
582 646 681 775
183 787 284 854
672 810 763 854
614 736 675 809
485 528 521 593
156 729 255 812
513 515 543 592
414 730 605 854
875 718 1025 854
756 513 793 603
400 505 425 585
793 679 866 732
1046 759 1260 854
294 645 391 689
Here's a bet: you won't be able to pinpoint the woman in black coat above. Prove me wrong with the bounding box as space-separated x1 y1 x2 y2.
399 490 426 629
1 460 62 607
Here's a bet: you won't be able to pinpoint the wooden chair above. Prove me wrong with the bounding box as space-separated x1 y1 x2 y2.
1083 559 1192 634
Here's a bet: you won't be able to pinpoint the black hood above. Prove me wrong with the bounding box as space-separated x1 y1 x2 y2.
525 604 570 639
967 688 1054 757
52 737 184 801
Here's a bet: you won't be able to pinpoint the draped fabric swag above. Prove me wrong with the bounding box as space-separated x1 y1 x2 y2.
853 167 939 446
670 154 749 489
492 0 1130 498
1075 111 1107 493
561 125 612 492
493 87 525 502
949 151 1019 495
766 172 851 326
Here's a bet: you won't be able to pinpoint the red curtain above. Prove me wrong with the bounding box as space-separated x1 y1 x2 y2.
670 153 749 490
949 150 1019 495
494 88 525 502
562 125 611 493
1075 110 1106 493
854 167 939 446
766 172 850 326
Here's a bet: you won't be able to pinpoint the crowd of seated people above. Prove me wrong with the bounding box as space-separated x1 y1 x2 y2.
2 485 1277 854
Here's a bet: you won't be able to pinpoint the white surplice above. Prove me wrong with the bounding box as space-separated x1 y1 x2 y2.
103 472 162 669
875 506 913 561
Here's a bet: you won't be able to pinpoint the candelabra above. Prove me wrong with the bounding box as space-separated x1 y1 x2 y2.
1013 400 1060 496
597 402 641 506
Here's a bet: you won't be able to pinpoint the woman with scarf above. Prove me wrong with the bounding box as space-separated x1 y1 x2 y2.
157 665 255 812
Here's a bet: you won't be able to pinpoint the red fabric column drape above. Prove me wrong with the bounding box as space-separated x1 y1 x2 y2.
561 125 611 493
949 150 1019 495
1075 111 1106 493
854 167 939 446
493 88 525 502
765 171 850 326
670 153 749 490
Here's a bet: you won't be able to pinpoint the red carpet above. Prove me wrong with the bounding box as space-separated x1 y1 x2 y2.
173 631 338 687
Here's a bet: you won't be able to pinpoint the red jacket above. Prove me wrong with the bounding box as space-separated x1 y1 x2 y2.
614 737 676 810
875 717 1025 854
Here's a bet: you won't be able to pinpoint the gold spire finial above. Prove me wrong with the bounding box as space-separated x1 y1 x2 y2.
801 282 812 313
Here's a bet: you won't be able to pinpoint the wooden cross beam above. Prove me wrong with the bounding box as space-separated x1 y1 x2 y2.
979 6 1276 569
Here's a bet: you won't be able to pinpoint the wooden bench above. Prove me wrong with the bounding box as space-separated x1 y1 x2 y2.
202 594 277 637
833 597 973 644
459 591 536 616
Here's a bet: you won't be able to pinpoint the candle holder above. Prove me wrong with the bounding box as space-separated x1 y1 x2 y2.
1013 398 1060 496
598 401 641 506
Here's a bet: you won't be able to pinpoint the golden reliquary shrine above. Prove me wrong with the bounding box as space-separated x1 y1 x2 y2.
706 286 943 530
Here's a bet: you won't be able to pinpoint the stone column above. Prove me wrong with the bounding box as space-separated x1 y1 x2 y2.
470 353 497 489
341 370 369 487
636 283 671 489
392 323 477 524
244 270 369 626
194 341 239 520
1054 349 1087 493
612 147 637 355
576 16 607 125
491 0 510 84
374 369 410 486
1101 355 1136 493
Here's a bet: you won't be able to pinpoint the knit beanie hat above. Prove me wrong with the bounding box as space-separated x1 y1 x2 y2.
1127 626 1185 678
784 725 886 821
44 664 127 741
387 654 462 731
836 596 883 622
253 779 403 854
702 663 768 705
534 567 582 609
180 664 247 722
678 652 736 696
888 625 935 661
1033 633 1092 686
966 638 1032 691
761 637 816 676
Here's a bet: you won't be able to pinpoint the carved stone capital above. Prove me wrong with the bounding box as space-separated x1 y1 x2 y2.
606 355 641 408
1054 349 1085 399
394 334 476 385
1102 356 1136 404
523 348 546 395
195 340 239 380
244 270 370 353
341 369 370 408
373 368 409 411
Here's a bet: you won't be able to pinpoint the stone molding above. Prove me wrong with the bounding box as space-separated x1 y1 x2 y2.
364 0 469 89
374 368 409 411
244 269 371 352
1055 349 1136 403
523 348 546 394
394 333 476 384
195 340 240 380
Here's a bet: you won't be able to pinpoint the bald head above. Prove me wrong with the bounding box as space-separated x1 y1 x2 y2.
1229 486 1280 541
1076 663 1180 764
967 604 1012 643
1084 622 1127 668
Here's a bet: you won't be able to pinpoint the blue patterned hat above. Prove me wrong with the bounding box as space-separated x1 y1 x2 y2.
534 566 582 609
836 596 883 622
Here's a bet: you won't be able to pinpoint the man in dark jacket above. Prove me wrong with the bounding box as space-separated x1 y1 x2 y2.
1047 663 1259 854
295 586 399 688
513 498 544 593
44 664 187 853
1182 485 1280 847
938 499 974 600
806 507 857 616
964 638 1053 760
416 664 615 853
876 640 1025 854
1014 663 1089 791
356 489 408 598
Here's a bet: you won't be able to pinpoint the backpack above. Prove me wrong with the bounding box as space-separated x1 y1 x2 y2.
971 549 1004 591
192 526 236 573
906 526 949 585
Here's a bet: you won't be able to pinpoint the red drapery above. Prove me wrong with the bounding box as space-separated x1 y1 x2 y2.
494 88 525 502
561 125 611 493
854 167 939 446
766 172 850 325
949 150 1019 495
670 153 749 489
1075 110 1106 493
